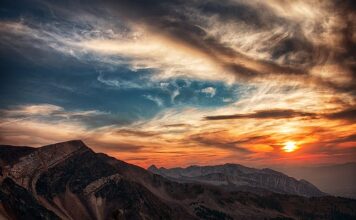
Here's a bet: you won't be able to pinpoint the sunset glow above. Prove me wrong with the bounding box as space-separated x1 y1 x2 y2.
0 0 355 169
283 141 298 153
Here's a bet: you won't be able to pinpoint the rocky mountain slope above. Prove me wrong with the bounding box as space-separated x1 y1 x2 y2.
148 164 325 197
1 140 356 220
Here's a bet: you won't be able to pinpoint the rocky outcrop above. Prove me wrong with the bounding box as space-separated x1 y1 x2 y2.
0 140 196 220
0 178 59 220
148 163 325 197
0 145 35 165
2 140 88 190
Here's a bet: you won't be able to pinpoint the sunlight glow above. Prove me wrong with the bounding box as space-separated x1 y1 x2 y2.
283 141 298 152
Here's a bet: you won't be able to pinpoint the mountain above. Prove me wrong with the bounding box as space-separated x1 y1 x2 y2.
148 164 325 197
0 140 194 220
1 140 356 220
0 145 36 165
275 163 356 199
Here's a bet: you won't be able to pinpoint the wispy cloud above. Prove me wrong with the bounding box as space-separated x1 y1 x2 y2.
1 0 354 93
0 0 355 168
143 94 164 107
0 104 124 128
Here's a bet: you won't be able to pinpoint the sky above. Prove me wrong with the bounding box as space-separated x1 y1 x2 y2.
0 0 355 168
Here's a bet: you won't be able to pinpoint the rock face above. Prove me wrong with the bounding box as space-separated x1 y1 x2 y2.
1 140 356 220
148 164 325 197
1 141 193 220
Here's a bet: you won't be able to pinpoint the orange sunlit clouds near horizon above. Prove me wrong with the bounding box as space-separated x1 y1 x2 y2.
0 0 355 169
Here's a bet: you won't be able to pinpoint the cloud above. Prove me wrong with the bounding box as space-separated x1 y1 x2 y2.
1 103 355 168
1 0 355 95
90 141 145 153
201 87 216 97
97 73 149 89
0 104 63 117
325 108 356 122
204 109 318 120
204 108 356 124
0 104 125 128
0 104 101 117
222 98 233 103
163 123 189 128
1 0 356 168
189 133 253 154
328 134 356 145
99 0 356 94
143 94 164 107
116 129 159 137
230 135 272 145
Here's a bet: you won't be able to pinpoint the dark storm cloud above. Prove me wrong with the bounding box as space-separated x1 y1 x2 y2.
204 109 318 120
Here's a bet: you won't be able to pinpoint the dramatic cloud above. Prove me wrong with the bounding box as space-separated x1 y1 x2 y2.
98 0 356 93
0 0 355 168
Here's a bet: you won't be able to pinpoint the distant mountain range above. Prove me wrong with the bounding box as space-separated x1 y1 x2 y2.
148 164 325 197
1 140 356 220
274 163 356 199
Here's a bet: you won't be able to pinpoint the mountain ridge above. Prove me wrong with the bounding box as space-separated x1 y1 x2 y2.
148 163 325 197
274 163 356 199
1 140 356 220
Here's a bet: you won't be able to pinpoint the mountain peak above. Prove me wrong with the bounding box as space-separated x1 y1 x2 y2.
40 140 91 154
4 140 92 188
147 165 158 171
42 139 87 148
65 139 86 145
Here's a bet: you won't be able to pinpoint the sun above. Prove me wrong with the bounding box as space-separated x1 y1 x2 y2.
283 141 298 152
